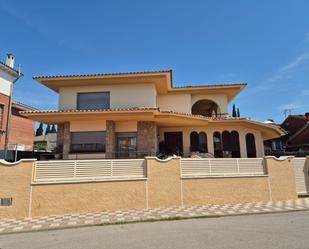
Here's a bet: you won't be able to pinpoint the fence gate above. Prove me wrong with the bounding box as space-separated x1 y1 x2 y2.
294 158 309 195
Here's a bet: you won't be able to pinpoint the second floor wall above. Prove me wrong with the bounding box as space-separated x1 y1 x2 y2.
58 83 229 116
59 83 157 110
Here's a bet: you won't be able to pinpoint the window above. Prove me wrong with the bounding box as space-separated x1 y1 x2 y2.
246 133 257 158
198 132 208 153
230 131 240 158
213 131 223 157
70 131 106 153
77 92 110 110
190 132 208 153
1 197 12 206
190 132 199 152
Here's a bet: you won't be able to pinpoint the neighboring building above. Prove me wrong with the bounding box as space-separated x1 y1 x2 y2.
34 133 57 152
0 54 36 152
265 113 309 154
21 70 284 159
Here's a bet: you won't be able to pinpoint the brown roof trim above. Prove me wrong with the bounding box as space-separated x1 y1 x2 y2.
33 70 172 80
20 107 247 121
172 83 247 89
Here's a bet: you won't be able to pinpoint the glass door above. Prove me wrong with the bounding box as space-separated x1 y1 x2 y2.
117 133 137 158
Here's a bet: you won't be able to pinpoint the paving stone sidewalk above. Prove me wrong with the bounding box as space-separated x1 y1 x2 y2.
0 198 309 235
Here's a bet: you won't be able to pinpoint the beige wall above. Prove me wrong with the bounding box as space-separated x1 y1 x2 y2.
183 177 270 205
147 158 182 208
158 126 264 158
0 157 299 219
70 120 107 132
158 94 191 113
59 84 157 110
265 157 298 201
0 160 34 219
31 180 146 217
115 121 137 132
157 93 228 115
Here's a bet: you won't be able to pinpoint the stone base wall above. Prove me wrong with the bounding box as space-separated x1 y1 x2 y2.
137 121 157 156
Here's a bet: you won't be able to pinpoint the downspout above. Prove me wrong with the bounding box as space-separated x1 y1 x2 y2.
4 67 22 160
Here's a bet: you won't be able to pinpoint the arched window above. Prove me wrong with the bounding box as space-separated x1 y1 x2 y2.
190 132 199 152
198 132 208 153
230 131 240 158
213 132 223 157
246 133 257 158
222 131 231 151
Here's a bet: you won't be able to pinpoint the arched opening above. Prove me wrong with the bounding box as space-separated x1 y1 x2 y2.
230 131 240 158
192 99 220 117
190 132 199 152
198 132 208 153
246 133 257 158
222 131 231 151
213 131 223 157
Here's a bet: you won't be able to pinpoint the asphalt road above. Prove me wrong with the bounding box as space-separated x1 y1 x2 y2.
1 211 309 249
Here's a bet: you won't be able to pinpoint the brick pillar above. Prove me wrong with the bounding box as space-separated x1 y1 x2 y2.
137 121 157 157
106 120 116 159
62 122 70 160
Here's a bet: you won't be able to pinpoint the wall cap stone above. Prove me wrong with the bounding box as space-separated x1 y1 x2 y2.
145 156 181 162
0 158 37 167
264 156 294 161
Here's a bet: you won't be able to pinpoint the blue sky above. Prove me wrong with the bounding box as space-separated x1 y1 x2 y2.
1 0 309 123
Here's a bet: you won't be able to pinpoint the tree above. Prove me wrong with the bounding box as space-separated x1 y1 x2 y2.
35 123 44 136
237 108 240 118
232 104 237 117
45 124 51 135
51 124 57 133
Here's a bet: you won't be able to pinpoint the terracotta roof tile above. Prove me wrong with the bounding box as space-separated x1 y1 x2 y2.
20 107 245 121
33 70 172 80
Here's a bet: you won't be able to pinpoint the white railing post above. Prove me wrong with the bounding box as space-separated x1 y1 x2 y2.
236 158 240 173
73 160 77 178
111 160 113 177
209 159 212 176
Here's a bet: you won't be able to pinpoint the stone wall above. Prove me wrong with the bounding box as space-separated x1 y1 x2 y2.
62 123 70 159
137 121 157 157
106 120 116 159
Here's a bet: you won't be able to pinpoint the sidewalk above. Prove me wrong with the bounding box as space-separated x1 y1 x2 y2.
1 198 309 235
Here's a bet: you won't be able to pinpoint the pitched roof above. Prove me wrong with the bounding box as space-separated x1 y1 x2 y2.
12 100 38 111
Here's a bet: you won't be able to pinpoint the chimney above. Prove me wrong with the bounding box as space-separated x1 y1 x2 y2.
5 53 15 68
305 112 309 122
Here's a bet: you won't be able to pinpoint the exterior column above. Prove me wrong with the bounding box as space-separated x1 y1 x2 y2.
62 122 70 160
239 132 247 158
137 121 157 157
207 131 214 156
106 120 116 159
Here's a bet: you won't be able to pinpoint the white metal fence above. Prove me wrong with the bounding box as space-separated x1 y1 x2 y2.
293 158 309 194
33 159 146 184
181 158 265 178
